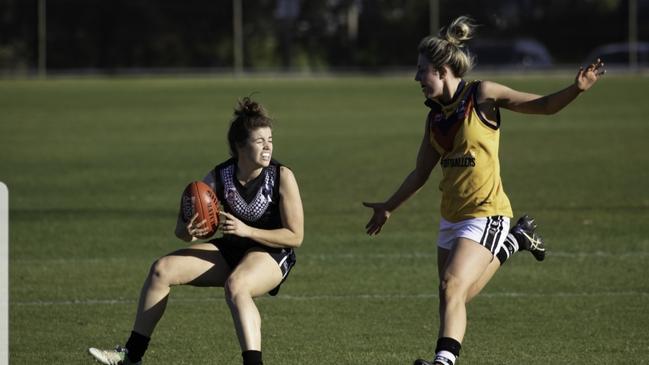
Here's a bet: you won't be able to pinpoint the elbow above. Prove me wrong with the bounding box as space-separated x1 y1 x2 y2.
174 216 191 242
412 170 430 188
291 232 304 248
286 227 304 248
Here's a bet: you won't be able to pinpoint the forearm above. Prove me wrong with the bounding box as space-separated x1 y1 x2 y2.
174 215 196 242
246 227 303 249
384 169 428 212
537 83 583 114
492 80 584 115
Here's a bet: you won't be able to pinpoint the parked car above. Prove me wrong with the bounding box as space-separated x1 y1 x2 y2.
467 38 553 69
584 42 649 67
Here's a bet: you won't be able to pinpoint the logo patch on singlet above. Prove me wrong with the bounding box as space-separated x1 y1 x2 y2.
440 152 476 168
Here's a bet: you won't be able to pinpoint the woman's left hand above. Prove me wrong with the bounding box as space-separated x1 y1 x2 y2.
576 58 605 92
220 211 253 238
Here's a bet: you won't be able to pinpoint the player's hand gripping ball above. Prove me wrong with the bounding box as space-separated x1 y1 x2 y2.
181 181 220 239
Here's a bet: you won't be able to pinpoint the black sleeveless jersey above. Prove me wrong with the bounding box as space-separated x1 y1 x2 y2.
212 158 283 233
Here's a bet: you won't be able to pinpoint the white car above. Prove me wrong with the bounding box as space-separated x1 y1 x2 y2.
584 42 649 67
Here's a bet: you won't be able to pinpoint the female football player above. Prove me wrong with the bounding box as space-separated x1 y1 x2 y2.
88 97 304 365
363 16 604 365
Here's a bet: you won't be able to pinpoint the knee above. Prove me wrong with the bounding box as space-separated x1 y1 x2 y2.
224 273 252 302
439 275 468 303
149 257 174 286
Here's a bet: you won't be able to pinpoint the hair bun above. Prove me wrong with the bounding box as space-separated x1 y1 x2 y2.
234 96 267 118
443 16 475 46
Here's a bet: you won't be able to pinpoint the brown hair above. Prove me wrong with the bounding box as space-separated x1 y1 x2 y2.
227 97 272 158
417 16 476 77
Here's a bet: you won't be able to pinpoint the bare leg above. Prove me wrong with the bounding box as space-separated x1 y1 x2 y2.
437 238 493 342
133 243 231 336
224 248 283 351
438 247 501 304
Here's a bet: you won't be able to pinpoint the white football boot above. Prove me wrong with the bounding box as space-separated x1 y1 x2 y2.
88 346 141 365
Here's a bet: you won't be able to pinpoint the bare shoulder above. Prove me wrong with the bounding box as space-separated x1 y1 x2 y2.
279 165 299 186
278 165 302 201
279 165 295 178
477 80 508 100
477 80 539 110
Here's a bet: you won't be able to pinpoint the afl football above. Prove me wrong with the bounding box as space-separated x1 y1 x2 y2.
181 181 220 238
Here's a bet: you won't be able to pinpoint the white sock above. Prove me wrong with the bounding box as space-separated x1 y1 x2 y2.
434 350 456 365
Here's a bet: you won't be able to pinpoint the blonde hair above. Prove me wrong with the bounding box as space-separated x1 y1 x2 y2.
418 16 476 77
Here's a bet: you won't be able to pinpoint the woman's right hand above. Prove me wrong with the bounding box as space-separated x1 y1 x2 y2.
363 202 391 236
186 213 211 238
575 58 605 92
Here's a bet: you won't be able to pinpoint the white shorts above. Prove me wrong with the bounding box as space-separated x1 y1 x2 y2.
437 216 511 255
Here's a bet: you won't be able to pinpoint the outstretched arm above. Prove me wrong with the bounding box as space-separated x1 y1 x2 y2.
363 121 440 235
482 59 605 115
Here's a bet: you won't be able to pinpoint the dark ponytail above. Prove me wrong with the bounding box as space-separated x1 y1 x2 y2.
227 97 273 157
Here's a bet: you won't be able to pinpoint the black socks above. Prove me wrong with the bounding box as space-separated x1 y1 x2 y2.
124 331 150 363
434 337 461 365
242 350 263 365
496 233 520 265
124 332 262 364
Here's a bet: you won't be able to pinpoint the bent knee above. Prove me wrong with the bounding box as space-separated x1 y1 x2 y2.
439 275 470 301
224 274 253 300
149 256 177 286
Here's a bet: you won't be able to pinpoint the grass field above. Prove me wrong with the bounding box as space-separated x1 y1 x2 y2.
2 73 649 364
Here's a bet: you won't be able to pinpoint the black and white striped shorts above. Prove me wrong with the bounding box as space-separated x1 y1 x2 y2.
437 216 511 255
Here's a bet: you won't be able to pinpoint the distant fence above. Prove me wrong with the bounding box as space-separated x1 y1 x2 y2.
1 0 647 78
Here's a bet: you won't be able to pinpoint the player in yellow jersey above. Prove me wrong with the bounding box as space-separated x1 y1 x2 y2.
363 16 604 365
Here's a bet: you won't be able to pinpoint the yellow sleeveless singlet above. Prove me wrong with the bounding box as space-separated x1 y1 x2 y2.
426 80 513 222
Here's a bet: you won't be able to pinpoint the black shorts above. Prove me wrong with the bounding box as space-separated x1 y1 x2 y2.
209 237 296 296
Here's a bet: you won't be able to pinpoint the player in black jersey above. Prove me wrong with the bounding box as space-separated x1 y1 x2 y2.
88 97 304 365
